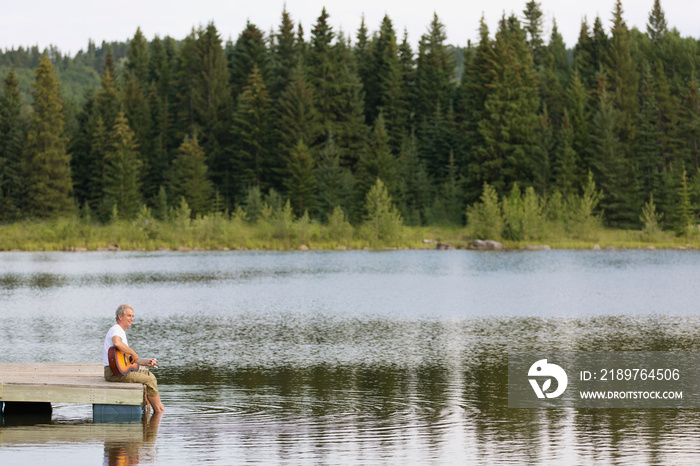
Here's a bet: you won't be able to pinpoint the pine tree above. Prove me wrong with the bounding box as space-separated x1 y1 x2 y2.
168 135 213 218
0 67 27 220
25 56 73 218
285 140 317 216
103 112 142 220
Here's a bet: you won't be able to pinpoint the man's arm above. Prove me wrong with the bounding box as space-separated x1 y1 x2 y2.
112 335 157 367
112 335 139 363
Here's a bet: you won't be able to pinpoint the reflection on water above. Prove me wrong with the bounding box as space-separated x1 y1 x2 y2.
0 412 160 465
2 250 700 464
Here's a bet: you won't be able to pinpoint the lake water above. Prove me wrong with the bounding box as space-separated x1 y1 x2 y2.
1 249 700 464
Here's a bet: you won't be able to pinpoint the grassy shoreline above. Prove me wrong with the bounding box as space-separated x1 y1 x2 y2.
1 217 699 252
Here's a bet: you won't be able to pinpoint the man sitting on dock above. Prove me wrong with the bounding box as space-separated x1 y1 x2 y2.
103 304 165 413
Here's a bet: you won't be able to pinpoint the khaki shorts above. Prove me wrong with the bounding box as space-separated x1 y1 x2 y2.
104 366 159 397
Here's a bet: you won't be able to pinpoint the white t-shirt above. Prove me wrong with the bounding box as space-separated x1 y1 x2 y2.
103 323 128 367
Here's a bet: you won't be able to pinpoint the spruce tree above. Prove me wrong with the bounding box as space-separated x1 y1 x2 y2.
646 0 668 46
315 135 355 221
285 140 317 216
566 71 591 177
191 23 234 201
363 178 403 242
652 60 680 168
523 0 546 68
458 17 494 202
354 15 373 121
636 63 664 204
675 167 695 234
475 15 540 195
307 8 367 168
554 110 579 197
25 56 73 218
175 30 199 138
398 131 431 226
276 62 322 161
232 65 274 191
415 14 453 119
103 112 142 220
548 19 571 88
95 50 120 136
397 30 416 131
418 103 456 184
70 90 105 212
121 75 152 181
148 36 178 200
589 88 635 228
0 67 27 220
370 15 405 151
168 135 213 218
228 22 269 100
125 27 150 88
679 72 700 171
269 8 301 100
606 0 638 148
356 112 398 202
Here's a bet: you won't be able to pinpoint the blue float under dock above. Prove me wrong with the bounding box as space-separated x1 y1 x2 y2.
0 363 145 422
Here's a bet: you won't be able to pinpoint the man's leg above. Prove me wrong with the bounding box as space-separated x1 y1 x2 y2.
105 367 165 412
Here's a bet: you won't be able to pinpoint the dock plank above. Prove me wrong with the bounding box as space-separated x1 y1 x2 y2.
0 363 144 406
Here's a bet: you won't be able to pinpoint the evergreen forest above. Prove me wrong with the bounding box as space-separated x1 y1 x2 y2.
1 0 700 249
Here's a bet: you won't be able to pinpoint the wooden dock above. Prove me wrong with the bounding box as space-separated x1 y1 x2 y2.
0 363 144 406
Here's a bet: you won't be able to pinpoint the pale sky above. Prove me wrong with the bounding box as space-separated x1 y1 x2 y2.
1 0 697 56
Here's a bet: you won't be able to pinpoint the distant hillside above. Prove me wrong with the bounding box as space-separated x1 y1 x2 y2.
0 40 128 104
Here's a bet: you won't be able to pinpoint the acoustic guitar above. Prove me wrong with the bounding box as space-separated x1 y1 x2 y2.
108 346 139 376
